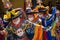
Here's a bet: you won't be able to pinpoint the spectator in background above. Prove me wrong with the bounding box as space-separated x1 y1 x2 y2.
0 23 4 40
55 9 60 40
0 17 4 27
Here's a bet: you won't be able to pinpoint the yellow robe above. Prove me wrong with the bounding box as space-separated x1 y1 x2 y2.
51 21 56 37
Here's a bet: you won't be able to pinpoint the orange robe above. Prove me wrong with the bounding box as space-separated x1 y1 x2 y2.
32 25 43 40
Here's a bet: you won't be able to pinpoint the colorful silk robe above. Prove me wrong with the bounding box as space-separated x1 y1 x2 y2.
32 25 43 40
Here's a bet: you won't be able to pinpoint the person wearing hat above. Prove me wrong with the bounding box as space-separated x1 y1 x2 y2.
55 9 60 40
26 5 46 40
40 7 56 40
4 8 29 40
0 25 5 40
3 8 22 28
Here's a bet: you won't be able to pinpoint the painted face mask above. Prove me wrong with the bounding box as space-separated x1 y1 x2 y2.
28 15 34 21
11 17 21 27
12 18 20 25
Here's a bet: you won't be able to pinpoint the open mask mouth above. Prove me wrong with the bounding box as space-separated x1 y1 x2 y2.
28 17 34 21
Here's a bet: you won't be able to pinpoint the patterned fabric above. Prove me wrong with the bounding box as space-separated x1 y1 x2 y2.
6 16 29 40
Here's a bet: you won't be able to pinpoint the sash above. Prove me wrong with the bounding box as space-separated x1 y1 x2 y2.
32 25 43 40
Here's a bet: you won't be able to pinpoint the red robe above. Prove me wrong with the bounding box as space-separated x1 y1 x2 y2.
0 31 4 40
